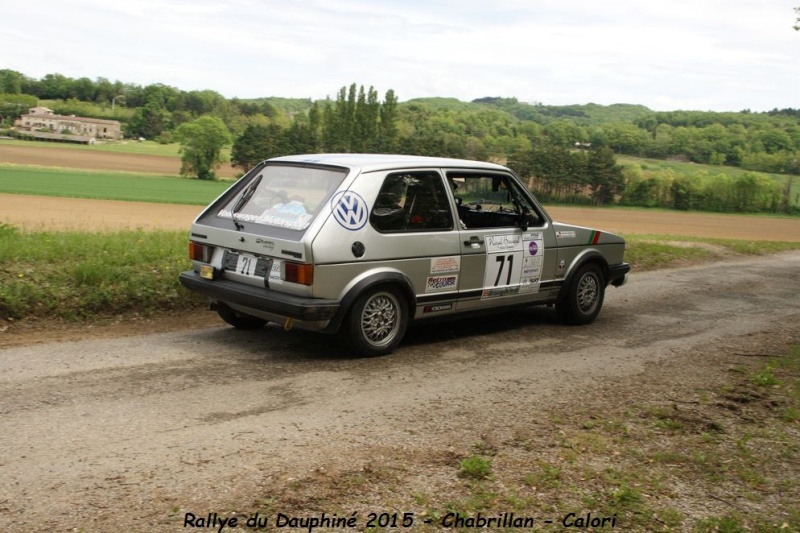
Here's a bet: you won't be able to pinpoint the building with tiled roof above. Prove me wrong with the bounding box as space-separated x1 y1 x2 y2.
13 106 122 141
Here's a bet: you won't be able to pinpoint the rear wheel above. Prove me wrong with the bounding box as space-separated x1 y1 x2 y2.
556 263 605 325
338 286 408 357
217 305 267 330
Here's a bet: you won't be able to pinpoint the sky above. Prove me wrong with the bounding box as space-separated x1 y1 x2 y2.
2 0 799 112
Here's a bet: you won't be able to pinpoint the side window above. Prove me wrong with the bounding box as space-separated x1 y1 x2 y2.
370 171 454 232
448 172 542 229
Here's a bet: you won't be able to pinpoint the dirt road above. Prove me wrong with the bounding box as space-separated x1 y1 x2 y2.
1 253 798 531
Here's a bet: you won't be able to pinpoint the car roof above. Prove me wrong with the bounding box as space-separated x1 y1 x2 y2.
267 153 510 173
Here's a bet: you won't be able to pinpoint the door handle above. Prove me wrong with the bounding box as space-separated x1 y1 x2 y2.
463 236 484 246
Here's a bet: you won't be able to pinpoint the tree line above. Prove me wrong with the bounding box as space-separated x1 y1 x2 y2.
1 69 798 214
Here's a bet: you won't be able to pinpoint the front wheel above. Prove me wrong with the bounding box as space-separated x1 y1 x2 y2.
338 286 408 357
217 305 267 330
556 263 605 325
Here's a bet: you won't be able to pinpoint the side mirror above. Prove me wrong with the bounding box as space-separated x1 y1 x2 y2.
518 211 538 231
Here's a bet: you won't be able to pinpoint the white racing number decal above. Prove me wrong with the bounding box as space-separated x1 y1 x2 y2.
237 254 256 276
482 233 544 298
482 234 522 299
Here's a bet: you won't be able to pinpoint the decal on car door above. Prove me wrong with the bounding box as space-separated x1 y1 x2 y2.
481 232 544 299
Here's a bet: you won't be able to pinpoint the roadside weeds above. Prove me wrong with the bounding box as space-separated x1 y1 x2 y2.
162 328 800 532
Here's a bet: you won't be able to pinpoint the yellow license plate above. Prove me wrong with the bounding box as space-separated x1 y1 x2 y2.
200 265 215 280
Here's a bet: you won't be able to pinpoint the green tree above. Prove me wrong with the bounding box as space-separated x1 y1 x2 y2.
0 93 36 124
39 73 71 99
174 116 232 180
671 175 701 210
758 128 794 154
595 122 648 154
230 123 284 172
378 89 399 151
0 69 24 93
127 102 168 139
586 147 624 205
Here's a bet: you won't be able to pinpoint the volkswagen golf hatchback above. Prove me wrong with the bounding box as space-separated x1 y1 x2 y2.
180 154 629 356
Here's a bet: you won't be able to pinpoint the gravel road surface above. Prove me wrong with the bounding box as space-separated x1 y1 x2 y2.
1 253 799 531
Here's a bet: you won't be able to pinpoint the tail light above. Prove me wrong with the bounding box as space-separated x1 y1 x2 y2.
189 241 214 262
284 262 313 286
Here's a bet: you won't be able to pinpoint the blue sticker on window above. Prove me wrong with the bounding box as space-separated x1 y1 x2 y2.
331 191 368 231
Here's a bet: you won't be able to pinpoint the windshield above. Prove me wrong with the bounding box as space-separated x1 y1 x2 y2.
217 165 346 231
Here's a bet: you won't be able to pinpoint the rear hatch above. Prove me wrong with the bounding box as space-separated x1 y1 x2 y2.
189 162 349 295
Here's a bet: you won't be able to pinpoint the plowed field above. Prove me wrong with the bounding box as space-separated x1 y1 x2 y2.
1 143 799 240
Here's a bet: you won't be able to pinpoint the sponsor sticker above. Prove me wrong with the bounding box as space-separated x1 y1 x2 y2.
482 286 520 298
425 275 458 293
519 277 541 293
430 256 461 274
485 234 522 253
556 231 576 239
522 256 542 277
423 303 454 313
269 262 281 281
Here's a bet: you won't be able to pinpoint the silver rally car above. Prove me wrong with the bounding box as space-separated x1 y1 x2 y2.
179 154 630 356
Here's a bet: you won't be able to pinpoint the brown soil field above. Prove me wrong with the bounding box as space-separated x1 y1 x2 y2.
2 143 799 240
0 142 237 177
2 193 800 241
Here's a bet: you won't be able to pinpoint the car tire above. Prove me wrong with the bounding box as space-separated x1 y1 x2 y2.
556 263 605 325
338 286 408 357
217 305 267 330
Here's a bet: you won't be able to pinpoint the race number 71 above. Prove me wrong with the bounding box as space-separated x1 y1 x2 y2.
485 251 522 288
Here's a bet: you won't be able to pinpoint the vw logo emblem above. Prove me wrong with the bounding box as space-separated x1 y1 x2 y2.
331 191 368 231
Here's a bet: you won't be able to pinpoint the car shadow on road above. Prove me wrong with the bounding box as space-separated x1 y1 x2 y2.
189 305 565 365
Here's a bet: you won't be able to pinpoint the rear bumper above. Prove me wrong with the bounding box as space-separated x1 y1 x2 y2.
179 271 340 321
608 263 631 287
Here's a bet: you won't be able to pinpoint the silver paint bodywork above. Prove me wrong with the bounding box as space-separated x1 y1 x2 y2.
180 154 628 333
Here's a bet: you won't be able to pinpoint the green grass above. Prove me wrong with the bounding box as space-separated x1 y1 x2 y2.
0 223 202 320
0 163 231 205
458 456 492 480
0 138 182 157
2 224 800 323
0 138 233 160
623 234 800 271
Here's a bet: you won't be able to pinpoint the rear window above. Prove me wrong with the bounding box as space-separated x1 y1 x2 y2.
217 165 346 231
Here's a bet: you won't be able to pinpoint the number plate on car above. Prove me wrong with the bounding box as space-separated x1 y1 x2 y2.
222 250 270 277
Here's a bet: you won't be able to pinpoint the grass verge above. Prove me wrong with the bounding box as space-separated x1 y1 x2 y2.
623 234 800 271
3 224 800 323
0 163 231 205
0 223 203 321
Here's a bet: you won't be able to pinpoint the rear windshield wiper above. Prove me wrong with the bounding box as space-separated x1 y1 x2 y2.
231 175 262 230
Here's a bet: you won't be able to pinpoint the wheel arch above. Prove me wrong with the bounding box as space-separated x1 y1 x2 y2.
557 250 609 303
325 270 417 333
